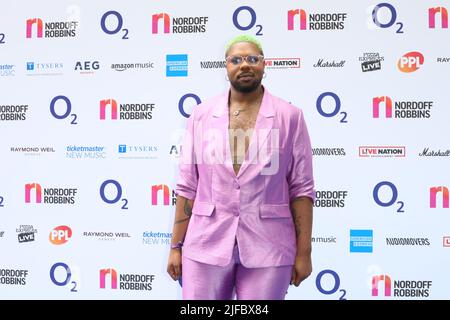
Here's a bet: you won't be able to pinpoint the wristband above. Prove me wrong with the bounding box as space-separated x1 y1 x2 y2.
171 241 183 249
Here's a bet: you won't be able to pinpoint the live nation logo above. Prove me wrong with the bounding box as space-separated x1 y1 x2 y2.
444 237 450 247
359 146 406 158
264 58 300 69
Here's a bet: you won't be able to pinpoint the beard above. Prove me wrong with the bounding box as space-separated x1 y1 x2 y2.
229 76 262 93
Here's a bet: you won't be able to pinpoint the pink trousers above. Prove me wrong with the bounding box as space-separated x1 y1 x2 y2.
182 244 292 300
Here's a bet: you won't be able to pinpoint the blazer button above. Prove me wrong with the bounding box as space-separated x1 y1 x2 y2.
233 181 240 189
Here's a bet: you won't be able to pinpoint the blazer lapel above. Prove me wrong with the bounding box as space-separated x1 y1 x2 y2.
236 89 275 179
211 92 236 178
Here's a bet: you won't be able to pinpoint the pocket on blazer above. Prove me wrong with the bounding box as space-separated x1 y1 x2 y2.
259 204 291 219
192 202 215 216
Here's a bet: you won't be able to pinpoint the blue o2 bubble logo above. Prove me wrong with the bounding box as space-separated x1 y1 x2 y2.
50 262 78 292
316 269 346 300
101 11 129 39
316 92 348 123
50 95 78 124
373 181 405 213
232 6 263 36
100 179 129 210
372 3 404 33
178 93 201 118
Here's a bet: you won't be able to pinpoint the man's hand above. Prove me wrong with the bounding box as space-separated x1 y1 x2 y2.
290 254 312 286
167 249 182 281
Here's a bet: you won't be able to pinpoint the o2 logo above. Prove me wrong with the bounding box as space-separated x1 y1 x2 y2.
179 93 201 118
232 6 263 36
50 262 78 292
316 92 348 123
101 11 129 39
0 33 5 44
50 95 78 125
0 195 4 207
371 3 404 33
100 179 128 210
316 269 346 300
373 181 405 213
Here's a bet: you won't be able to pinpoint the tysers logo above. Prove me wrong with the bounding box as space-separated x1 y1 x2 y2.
49 226 72 245
373 181 405 213
429 7 448 29
398 52 424 73
430 186 449 208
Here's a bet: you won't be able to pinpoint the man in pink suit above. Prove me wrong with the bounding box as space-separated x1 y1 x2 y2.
167 35 315 300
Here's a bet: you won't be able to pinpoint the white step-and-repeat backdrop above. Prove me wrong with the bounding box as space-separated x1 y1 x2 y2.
1 0 449 299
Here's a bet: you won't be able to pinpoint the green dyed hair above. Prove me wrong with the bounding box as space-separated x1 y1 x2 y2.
225 35 264 57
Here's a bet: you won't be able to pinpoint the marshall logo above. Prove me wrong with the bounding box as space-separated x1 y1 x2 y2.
419 148 450 157
313 59 345 68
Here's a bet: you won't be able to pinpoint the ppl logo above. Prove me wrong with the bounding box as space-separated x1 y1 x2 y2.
151 184 176 206
26 18 43 38
397 52 424 73
372 274 392 296
100 268 118 289
25 183 42 203
429 7 448 29
100 99 118 120
430 186 449 208
49 225 72 245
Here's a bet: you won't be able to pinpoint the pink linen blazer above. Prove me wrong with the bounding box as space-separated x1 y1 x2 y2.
176 88 315 268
